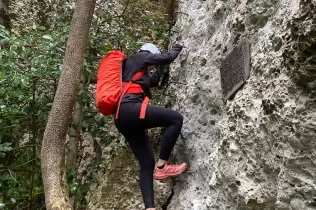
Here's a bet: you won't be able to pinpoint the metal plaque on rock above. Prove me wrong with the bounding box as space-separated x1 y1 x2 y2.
220 39 251 102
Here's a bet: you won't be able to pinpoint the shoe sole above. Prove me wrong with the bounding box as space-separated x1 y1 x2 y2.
154 166 187 180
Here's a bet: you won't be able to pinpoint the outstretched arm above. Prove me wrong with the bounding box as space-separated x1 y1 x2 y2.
142 44 183 67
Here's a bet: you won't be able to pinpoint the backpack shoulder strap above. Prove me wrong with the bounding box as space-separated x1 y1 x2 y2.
127 55 145 82
131 70 145 82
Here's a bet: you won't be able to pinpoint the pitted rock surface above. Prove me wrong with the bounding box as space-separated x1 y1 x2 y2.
165 0 316 209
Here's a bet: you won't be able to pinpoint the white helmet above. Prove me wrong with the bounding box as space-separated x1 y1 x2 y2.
140 43 161 54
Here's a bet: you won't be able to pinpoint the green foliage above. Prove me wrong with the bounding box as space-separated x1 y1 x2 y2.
0 143 12 158
67 157 107 209
89 0 170 58
10 0 76 30
0 23 69 140
1 0 171 208
0 22 69 209
68 169 87 205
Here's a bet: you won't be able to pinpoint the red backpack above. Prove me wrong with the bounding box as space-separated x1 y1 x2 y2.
96 50 150 119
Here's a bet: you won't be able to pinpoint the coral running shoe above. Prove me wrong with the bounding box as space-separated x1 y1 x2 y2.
154 162 187 180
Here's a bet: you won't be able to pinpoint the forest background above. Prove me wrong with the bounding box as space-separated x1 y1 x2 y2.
0 0 176 209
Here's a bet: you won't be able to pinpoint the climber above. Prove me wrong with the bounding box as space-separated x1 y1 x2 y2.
114 42 187 210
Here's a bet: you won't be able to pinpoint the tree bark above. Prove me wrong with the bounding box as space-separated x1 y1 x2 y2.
40 0 96 209
66 74 85 171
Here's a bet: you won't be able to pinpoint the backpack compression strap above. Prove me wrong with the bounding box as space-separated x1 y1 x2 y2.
115 70 149 119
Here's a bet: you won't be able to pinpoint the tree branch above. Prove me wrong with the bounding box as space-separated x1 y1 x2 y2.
11 144 41 151
0 168 32 172
28 78 37 210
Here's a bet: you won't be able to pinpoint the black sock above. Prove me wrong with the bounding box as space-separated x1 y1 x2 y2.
157 164 165 169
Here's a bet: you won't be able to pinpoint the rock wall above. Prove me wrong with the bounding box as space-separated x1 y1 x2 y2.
87 127 173 210
166 0 316 209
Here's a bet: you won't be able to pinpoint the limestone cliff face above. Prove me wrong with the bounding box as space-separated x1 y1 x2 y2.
87 0 316 209
166 0 316 209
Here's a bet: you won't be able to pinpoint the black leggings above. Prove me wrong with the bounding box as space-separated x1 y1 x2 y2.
114 102 183 209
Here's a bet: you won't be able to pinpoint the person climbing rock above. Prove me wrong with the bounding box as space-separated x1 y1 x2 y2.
114 43 187 210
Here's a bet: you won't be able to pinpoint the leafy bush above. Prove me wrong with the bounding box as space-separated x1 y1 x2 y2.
0 0 171 208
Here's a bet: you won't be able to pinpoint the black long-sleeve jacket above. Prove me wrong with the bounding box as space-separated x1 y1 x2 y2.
121 44 183 104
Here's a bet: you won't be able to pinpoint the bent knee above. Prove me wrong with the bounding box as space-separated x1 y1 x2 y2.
174 112 183 126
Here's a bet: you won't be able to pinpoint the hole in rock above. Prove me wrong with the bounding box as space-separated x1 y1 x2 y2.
215 44 222 50
307 202 316 208
191 94 199 104
229 126 236 131
162 189 174 210
223 46 228 53
180 59 186 67
309 59 316 65
298 56 307 62
293 27 299 33
289 58 295 65
254 178 261 183
200 58 207 66
210 109 217 115
233 34 241 44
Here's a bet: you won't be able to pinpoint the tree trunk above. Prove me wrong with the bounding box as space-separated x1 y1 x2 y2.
0 0 10 29
66 74 85 171
40 0 96 209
